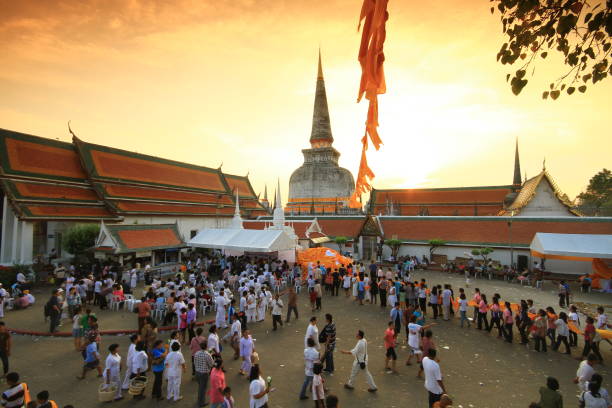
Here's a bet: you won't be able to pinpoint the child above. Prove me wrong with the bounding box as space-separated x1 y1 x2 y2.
459 293 470 328
312 363 325 407
222 386 235 408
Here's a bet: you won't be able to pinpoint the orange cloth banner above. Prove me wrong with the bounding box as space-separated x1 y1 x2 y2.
349 0 389 208
296 247 352 279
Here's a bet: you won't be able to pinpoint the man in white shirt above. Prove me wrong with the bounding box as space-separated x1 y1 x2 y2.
0 284 6 318
122 334 139 390
341 330 377 392
305 317 320 350
215 290 229 329
299 337 320 400
422 349 446 407
271 294 283 331
165 342 185 402
575 353 597 392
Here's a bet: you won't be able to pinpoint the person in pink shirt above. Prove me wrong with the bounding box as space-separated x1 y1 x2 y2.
477 294 490 331
383 321 398 374
488 297 503 338
472 288 481 322
190 327 206 377
209 359 226 408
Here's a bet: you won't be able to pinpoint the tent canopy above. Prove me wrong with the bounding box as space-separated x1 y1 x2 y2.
530 233 612 261
188 228 297 253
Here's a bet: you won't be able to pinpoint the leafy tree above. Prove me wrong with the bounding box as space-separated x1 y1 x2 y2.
384 239 403 259
62 224 100 256
491 0 611 98
577 168 612 215
471 247 495 263
334 236 348 253
428 238 446 256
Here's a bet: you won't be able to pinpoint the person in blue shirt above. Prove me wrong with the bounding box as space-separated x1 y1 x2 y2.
77 340 101 379
151 340 167 400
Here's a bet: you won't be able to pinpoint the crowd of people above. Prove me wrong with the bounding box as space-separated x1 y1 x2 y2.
1 253 610 407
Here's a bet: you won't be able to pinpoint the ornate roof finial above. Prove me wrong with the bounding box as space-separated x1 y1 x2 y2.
317 47 324 80
543 157 546 171
230 189 243 229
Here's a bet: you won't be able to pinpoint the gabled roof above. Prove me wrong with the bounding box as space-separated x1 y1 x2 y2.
73 136 229 193
370 185 513 216
0 129 120 221
500 170 581 216
0 128 267 220
97 223 185 254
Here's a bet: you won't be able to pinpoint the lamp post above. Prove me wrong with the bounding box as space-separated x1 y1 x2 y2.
507 210 515 269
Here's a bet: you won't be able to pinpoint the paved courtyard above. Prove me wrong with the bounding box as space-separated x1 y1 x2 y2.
4 270 611 407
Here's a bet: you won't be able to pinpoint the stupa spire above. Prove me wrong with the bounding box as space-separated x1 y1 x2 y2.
310 49 334 147
230 189 243 229
272 179 285 229
513 138 522 188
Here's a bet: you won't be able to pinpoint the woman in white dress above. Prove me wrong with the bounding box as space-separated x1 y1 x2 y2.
249 364 270 408
103 343 122 401
351 275 358 299
207 325 221 357
364 275 371 303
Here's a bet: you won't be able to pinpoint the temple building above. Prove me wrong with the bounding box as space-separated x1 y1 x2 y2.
0 128 267 265
287 52 356 215
368 140 581 217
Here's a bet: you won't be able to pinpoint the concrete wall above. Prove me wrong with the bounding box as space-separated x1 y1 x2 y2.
381 243 592 275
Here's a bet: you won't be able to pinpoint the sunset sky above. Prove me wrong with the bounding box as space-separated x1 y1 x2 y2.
1 0 610 201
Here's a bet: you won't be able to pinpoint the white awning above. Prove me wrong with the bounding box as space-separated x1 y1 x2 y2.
530 233 612 260
188 228 297 253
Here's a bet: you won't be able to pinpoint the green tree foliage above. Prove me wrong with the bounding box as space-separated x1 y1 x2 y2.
472 247 495 263
428 238 447 256
62 224 100 256
384 238 403 259
577 168 612 215
491 0 611 98
334 236 348 253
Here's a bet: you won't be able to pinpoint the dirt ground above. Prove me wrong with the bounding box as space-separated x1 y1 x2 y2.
4 270 612 408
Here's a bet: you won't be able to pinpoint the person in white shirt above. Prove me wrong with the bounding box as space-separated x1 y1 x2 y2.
129 341 149 400
215 290 229 329
442 285 452 321
130 268 138 291
305 317 320 350
249 364 271 408
208 325 220 356
459 294 470 328
340 330 377 392
230 313 242 359
575 354 598 392
239 330 255 376
246 290 257 323
569 305 581 347
0 284 6 318
165 342 186 402
406 315 435 365
422 349 446 407
256 290 266 322
299 337 320 400
271 294 283 331
103 344 123 401
121 334 139 390
580 373 611 408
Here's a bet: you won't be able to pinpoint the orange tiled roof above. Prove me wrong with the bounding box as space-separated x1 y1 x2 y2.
12 181 99 202
0 129 88 181
379 217 612 246
371 204 502 216
372 186 512 204
224 174 256 198
118 228 182 250
112 201 235 215
21 204 115 219
97 183 233 205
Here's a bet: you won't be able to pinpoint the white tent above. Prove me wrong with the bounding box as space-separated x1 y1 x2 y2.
530 233 612 260
188 228 297 253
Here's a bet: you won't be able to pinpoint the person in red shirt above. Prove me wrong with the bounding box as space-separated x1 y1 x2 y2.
384 321 398 374
209 359 226 407
136 297 151 331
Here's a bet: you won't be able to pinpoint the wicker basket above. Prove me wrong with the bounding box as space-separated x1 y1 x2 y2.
98 384 116 402
128 376 148 395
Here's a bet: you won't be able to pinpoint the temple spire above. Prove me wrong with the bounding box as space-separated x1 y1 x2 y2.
272 179 285 229
513 138 522 188
310 49 334 147
230 190 243 229
264 185 268 201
